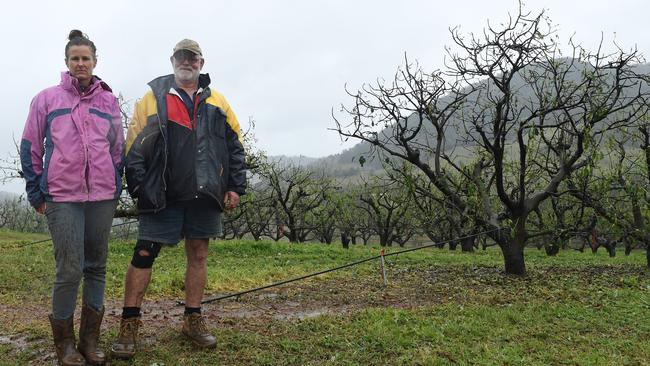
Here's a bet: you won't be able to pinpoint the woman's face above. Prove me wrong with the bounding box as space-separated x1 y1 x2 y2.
65 45 96 87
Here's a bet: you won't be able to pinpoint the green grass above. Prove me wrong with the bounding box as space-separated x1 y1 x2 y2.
0 229 648 365
0 227 49 244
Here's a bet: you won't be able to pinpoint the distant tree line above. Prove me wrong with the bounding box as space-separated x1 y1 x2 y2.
0 195 48 233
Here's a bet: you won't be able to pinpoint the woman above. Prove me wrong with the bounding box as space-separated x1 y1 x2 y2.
20 30 123 366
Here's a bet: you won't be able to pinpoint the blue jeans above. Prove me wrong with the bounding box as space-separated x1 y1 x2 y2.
45 200 117 319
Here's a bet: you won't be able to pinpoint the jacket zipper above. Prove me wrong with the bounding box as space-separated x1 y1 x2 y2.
157 112 168 192
140 130 160 144
192 94 199 196
80 92 91 198
85 146 90 197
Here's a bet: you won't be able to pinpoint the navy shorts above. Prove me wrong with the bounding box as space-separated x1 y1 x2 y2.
138 203 223 244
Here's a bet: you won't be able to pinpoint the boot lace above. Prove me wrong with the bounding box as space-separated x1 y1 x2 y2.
189 314 209 334
120 318 142 341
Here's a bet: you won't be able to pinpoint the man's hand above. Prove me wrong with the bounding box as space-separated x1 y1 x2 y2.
35 202 47 215
223 191 240 210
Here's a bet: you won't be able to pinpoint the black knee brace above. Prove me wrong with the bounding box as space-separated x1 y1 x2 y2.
131 240 162 268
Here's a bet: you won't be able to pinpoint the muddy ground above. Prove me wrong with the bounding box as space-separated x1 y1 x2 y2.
1 265 646 365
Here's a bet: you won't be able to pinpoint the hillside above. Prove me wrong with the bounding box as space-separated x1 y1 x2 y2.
304 60 650 179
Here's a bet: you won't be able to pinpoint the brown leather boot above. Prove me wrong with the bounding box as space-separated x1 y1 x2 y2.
182 313 216 348
48 314 85 366
110 317 142 359
78 305 106 365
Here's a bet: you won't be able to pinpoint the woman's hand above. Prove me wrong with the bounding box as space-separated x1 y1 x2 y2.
35 202 47 215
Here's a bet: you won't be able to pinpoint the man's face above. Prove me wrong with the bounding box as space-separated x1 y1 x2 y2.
171 50 204 83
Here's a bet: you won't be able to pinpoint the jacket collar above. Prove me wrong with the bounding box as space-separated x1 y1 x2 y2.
148 73 211 96
59 71 112 94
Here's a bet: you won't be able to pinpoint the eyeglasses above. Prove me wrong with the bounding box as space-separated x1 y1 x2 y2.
173 51 202 64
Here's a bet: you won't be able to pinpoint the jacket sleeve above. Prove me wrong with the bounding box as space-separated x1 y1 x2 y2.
109 97 125 183
124 95 149 198
223 101 247 195
19 92 48 208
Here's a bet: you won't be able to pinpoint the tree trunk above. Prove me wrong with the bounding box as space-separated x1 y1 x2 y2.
341 233 350 249
501 242 526 275
624 244 632 256
544 244 560 256
460 236 475 252
498 219 527 275
448 241 458 251
605 242 616 257
590 231 599 253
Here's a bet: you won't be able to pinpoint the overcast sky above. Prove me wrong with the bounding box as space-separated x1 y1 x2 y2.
2 0 649 193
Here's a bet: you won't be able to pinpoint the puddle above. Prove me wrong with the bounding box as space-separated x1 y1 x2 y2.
256 293 278 300
223 309 265 318
273 308 338 320
0 334 31 352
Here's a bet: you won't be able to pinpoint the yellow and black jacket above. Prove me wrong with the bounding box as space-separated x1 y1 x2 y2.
124 74 246 213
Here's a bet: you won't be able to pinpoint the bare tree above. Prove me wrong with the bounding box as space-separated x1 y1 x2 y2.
0 195 48 233
260 161 332 243
309 187 342 244
638 124 650 266
334 5 649 274
354 176 413 247
390 164 478 251
0 137 22 185
569 127 650 266
239 188 276 241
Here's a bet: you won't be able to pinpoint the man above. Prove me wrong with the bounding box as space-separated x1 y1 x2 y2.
111 39 246 359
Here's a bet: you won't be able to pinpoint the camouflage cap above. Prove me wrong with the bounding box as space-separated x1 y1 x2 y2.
173 39 202 55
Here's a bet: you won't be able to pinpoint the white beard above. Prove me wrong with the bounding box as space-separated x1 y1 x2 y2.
174 69 199 83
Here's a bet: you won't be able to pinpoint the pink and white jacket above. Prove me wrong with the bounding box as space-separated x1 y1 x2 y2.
20 72 124 207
